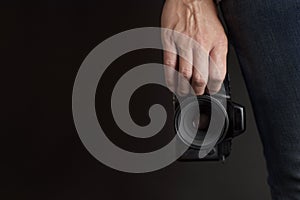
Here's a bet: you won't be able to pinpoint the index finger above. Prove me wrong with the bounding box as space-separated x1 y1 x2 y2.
164 50 178 93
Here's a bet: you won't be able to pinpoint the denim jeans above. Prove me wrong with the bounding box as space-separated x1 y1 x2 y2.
220 0 300 199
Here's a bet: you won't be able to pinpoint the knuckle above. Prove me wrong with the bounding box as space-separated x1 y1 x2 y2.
220 34 228 42
181 68 192 79
193 78 207 87
210 84 222 93
193 73 202 81
216 35 228 47
211 73 226 83
164 59 176 67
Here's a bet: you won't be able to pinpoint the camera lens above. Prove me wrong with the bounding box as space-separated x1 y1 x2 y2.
192 109 210 131
175 95 229 149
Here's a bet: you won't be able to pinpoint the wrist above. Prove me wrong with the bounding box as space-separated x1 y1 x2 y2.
167 0 216 11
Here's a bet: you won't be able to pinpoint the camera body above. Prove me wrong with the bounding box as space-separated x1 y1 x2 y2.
174 74 245 161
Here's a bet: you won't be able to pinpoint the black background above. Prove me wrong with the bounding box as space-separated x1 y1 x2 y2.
1 0 271 199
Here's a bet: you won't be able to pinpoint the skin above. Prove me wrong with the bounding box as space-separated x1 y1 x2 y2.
161 0 228 96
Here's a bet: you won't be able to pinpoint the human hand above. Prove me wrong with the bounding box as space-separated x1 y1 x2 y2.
161 0 228 95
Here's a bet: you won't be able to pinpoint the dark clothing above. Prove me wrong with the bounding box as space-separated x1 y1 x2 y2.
221 0 300 199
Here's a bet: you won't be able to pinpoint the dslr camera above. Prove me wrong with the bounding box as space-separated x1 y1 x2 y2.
174 74 245 161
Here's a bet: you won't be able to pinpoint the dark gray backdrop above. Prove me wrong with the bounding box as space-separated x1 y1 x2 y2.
1 0 271 199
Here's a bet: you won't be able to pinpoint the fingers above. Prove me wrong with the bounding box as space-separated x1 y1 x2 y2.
163 50 178 93
207 45 228 94
162 28 178 93
162 29 227 96
192 50 209 95
178 53 193 96
164 44 226 96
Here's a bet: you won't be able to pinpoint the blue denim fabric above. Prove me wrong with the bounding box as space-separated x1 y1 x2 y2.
220 0 300 199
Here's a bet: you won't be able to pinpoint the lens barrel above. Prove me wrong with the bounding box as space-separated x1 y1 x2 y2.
175 95 229 149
